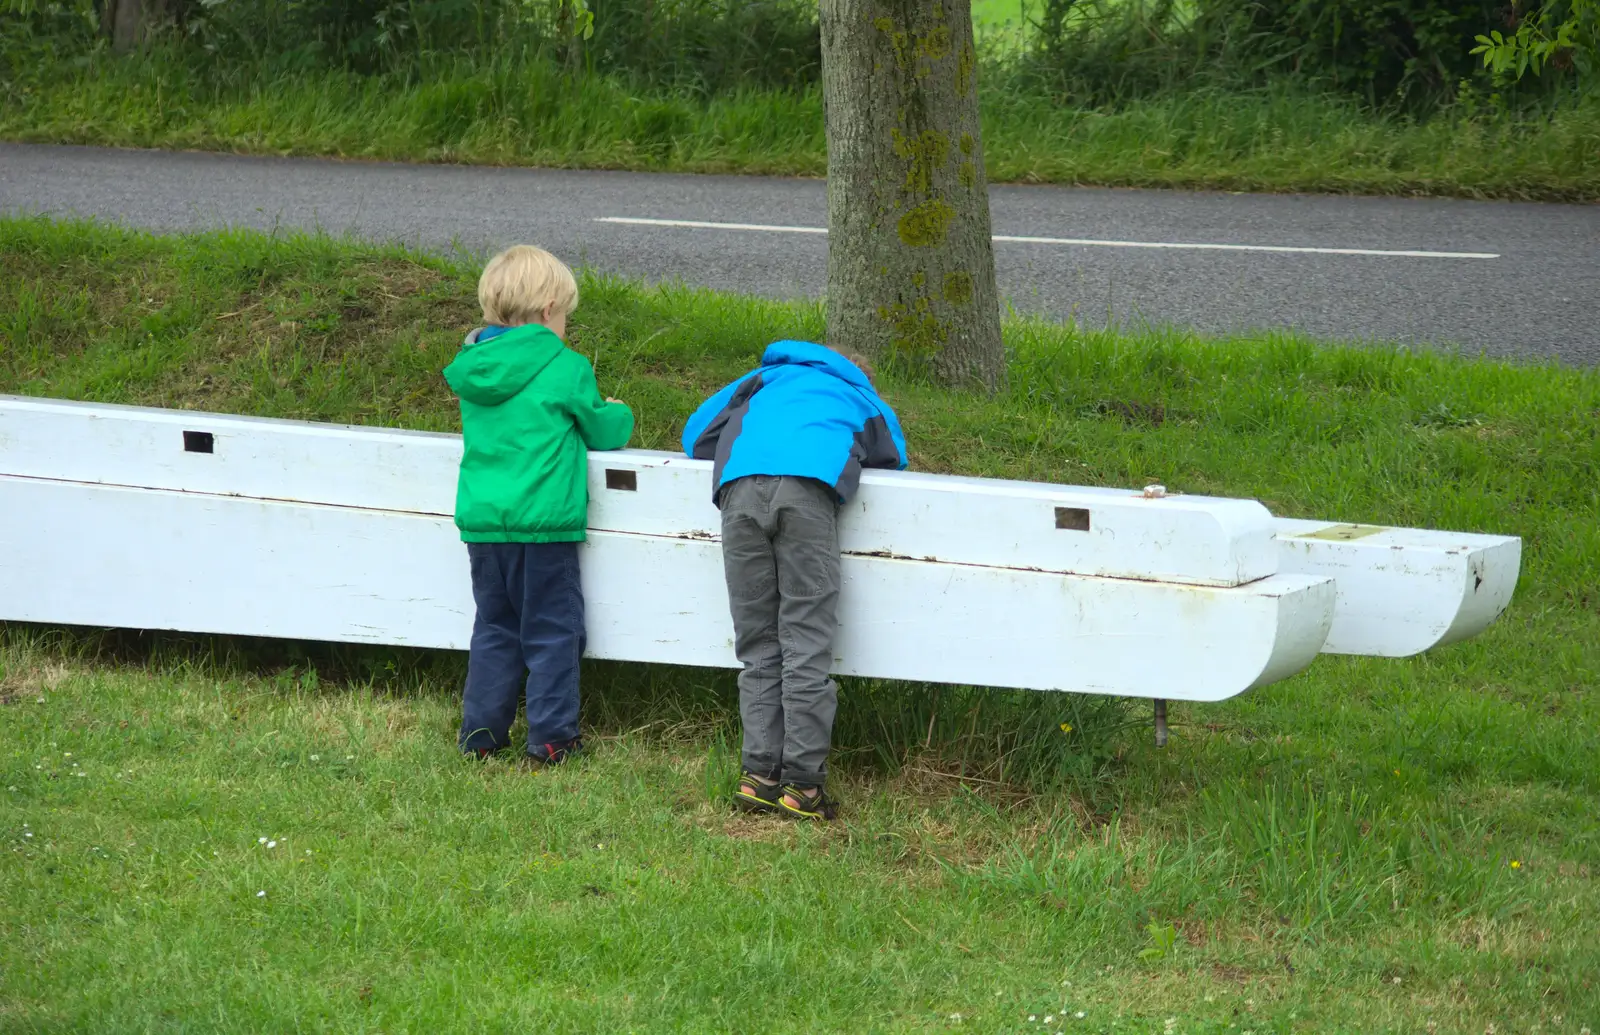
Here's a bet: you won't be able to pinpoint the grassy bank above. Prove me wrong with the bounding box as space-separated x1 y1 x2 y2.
3 217 1599 1033
3 55 1598 199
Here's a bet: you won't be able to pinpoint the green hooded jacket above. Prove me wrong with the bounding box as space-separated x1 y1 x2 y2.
443 323 634 543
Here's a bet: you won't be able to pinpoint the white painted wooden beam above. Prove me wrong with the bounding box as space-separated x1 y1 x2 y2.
0 476 1333 701
0 396 1276 588
0 396 1519 662
1274 519 1520 656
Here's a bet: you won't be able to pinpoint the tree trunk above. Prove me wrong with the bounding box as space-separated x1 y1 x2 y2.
556 0 586 74
101 0 171 53
819 0 1004 390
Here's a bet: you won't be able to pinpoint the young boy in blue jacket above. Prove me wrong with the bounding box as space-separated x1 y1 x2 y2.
682 340 908 820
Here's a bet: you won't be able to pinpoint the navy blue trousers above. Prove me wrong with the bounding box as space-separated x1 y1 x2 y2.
459 541 585 755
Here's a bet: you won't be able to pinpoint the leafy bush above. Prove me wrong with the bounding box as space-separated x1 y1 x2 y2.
1016 0 1590 107
1202 0 1506 102
1472 0 1598 82
0 0 819 88
3 0 1593 111
582 0 819 92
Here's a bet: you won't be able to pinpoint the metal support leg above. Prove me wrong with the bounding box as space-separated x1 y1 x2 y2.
1154 698 1168 748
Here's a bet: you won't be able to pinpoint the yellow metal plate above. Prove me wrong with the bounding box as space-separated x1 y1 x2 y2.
1297 523 1387 542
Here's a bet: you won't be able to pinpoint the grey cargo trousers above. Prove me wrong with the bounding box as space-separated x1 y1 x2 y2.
719 475 841 788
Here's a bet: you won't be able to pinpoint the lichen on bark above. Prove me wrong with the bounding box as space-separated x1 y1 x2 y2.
872 16 910 69
916 21 951 62
877 296 950 355
892 128 950 195
956 40 975 95
897 199 956 247
943 270 974 306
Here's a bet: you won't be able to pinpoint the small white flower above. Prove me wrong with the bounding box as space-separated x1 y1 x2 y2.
23 832 32 838
36 697 44 704
63 752 71 758
1045 1017 1055 1024
35 766 41 770
310 754 320 761
949 1014 962 1022
1245 999 1255 1008
1029 1016 1037 1023
259 837 268 844
305 849 312 856
256 890 266 898
1392 976 1403 985
1579 1027 1590 1035
1075 1013 1086 1020
267 841 277 849
345 755 355 761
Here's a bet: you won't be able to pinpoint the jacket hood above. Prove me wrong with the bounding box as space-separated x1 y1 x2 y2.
760 339 873 390
444 324 566 406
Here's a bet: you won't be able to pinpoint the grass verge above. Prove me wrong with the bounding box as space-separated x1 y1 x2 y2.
2 216 1598 1033
2 55 1598 200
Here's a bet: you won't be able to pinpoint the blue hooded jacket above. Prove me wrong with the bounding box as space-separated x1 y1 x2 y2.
681 340 908 504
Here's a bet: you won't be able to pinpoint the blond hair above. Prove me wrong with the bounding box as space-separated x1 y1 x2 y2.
478 245 579 326
829 345 876 382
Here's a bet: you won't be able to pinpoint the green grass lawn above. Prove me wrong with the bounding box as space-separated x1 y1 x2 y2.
3 52 1597 200
971 0 1027 30
2 216 1599 1033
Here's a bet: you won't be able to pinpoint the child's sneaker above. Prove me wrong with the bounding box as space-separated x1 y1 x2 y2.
526 736 583 766
733 772 782 814
778 784 838 821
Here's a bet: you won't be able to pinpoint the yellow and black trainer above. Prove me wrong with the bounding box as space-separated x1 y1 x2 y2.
778 784 839 822
734 773 783 814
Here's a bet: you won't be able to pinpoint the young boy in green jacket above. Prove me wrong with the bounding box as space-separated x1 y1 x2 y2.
444 245 633 764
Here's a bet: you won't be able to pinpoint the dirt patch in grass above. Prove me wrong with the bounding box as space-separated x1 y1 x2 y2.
0 660 71 705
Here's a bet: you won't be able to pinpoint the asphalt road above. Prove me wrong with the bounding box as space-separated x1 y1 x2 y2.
3 142 1596 363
